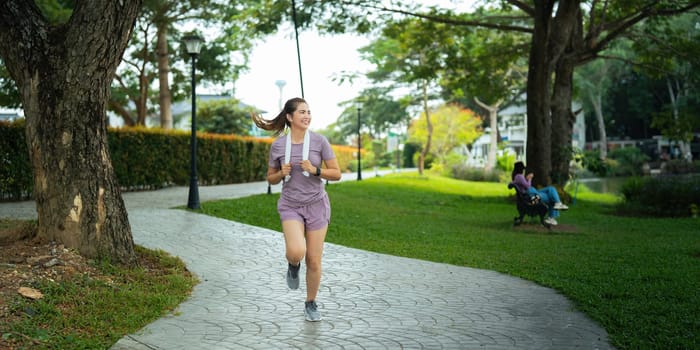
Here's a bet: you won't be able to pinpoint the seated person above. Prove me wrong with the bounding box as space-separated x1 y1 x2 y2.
511 161 568 225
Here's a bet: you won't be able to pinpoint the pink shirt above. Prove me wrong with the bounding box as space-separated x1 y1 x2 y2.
269 131 335 206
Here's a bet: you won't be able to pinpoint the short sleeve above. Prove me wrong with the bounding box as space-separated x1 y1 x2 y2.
319 135 335 161
269 137 285 168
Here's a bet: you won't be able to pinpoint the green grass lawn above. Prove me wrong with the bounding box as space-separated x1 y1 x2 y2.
200 173 700 350
1 245 197 349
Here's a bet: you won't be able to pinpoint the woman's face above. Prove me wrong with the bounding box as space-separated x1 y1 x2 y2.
287 102 311 130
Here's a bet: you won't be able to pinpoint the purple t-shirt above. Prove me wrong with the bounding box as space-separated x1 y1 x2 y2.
269 131 336 206
512 173 531 193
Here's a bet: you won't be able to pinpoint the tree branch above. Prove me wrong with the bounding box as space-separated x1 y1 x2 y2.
0 1 50 84
505 0 535 17
338 0 533 33
592 2 700 53
595 53 671 75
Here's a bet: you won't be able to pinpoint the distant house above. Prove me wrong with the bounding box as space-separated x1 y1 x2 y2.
467 99 584 167
0 109 22 122
107 95 265 132
170 94 265 133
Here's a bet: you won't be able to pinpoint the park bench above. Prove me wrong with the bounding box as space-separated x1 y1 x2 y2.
508 183 551 229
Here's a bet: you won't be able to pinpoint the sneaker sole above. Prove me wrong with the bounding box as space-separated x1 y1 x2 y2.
305 314 322 322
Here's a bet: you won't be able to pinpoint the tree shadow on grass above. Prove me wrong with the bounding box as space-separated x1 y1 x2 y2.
510 221 579 235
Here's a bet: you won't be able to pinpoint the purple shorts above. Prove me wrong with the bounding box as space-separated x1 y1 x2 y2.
277 193 331 231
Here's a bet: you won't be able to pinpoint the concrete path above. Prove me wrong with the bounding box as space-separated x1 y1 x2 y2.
1 172 613 349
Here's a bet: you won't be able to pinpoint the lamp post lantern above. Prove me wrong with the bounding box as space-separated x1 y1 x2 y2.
356 104 362 181
183 34 204 209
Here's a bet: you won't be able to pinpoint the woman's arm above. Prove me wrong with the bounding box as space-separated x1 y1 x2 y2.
267 167 283 185
512 173 531 191
267 162 291 185
319 158 341 181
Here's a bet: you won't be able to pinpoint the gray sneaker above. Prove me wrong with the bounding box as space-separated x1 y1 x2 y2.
304 300 321 322
286 263 300 290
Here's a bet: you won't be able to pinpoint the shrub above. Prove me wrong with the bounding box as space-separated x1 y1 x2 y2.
581 149 609 176
618 174 700 217
607 147 649 177
663 159 695 175
495 150 516 173
450 164 502 182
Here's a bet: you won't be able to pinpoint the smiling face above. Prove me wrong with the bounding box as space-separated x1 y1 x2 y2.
287 102 311 131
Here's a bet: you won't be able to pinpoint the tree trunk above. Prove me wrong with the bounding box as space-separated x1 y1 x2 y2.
0 0 142 265
590 92 607 159
137 68 149 125
666 77 691 157
157 25 173 129
527 0 580 187
474 97 502 171
525 1 554 187
108 100 137 127
418 81 432 175
550 53 576 186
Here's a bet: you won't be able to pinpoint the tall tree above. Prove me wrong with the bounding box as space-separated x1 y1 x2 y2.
334 87 410 140
408 104 482 167
353 0 699 185
361 18 453 175
630 12 700 158
529 1 700 185
111 16 156 127
196 98 256 135
441 14 529 170
574 45 628 160
0 0 142 264
111 0 247 128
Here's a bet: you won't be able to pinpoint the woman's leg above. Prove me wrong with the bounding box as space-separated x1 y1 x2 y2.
537 186 561 218
282 220 306 265
541 186 562 203
304 226 327 302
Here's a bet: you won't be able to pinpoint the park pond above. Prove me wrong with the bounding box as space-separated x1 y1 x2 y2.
574 176 629 195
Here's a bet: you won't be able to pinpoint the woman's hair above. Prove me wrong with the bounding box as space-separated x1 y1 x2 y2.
512 161 525 181
251 97 307 137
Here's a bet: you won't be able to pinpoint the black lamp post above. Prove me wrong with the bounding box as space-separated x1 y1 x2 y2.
183 34 204 209
356 103 362 181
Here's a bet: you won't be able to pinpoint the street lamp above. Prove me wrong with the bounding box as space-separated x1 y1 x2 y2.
183 34 204 209
356 103 362 181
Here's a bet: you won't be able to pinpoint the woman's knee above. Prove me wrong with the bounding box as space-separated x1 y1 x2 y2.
286 243 306 263
305 255 322 271
287 249 305 262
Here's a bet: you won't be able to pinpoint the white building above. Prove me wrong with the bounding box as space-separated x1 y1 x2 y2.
0 108 22 122
467 100 584 167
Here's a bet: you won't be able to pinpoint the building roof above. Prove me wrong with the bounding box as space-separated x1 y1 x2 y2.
171 94 266 117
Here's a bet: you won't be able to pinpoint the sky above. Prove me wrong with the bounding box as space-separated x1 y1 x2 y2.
233 0 477 131
234 28 372 131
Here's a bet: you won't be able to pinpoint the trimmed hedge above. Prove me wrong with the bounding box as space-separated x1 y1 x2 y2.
0 120 33 201
1 121 357 201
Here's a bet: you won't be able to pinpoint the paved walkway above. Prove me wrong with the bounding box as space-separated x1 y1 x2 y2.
1 172 613 349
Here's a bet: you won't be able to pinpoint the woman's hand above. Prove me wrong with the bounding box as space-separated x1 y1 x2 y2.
281 163 292 177
300 160 316 174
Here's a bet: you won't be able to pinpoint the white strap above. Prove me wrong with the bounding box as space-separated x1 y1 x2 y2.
302 130 310 176
283 130 310 182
